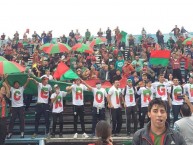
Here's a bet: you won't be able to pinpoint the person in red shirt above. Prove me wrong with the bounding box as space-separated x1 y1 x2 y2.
122 60 135 78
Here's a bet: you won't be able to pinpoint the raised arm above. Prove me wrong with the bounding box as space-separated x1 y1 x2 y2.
80 79 92 91
23 78 33 89
2 82 10 98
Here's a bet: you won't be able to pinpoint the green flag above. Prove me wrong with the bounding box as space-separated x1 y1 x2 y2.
121 31 127 43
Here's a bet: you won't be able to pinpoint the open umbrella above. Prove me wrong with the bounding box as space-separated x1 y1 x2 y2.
72 43 94 54
0 56 8 61
40 43 71 54
90 37 106 47
182 38 193 45
0 61 26 75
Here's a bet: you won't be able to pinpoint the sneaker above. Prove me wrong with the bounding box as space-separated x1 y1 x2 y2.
20 132 24 138
45 133 51 139
73 133 78 139
7 133 12 139
82 133 89 138
31 133 37 139
51 134 55 138
59 133 63 138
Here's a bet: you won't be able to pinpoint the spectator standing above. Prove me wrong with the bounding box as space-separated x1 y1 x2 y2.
85 29 91 41
171 25 180 38
106 27 112 44
107 80 122 136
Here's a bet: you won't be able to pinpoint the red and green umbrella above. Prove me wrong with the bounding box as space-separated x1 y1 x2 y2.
182 38 193 45
90 37 107 47
72 43 94 54
0 61 26 75
40 43 72 54
0 56 8 61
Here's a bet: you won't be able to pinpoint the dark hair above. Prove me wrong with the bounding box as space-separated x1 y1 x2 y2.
95 120 112 145
158 74 164 79
13 81 19 85
148 98 167 112
181 103 191 117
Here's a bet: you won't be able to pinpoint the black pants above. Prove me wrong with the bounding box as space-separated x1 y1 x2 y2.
172 105 181 124
0 118 7 145
111 108 122 134
173 69 183 84
139 107 148 129
52 112 63 134
24 94 33 111
9 107 25 133
164 101 170 124
73 105 85 133
126 106 138 133
92 107 105 134
35 103 50 134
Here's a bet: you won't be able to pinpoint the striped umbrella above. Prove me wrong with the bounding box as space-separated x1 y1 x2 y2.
90 37 106 47
0 61 26 75
182 38 193 45
72 43 94 54
40 43 71 54
0 56 8 61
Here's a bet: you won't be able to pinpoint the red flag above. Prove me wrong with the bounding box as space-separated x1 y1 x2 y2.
53 62 69 79
119 77 127 88
101 81 112 88
85 79 99 87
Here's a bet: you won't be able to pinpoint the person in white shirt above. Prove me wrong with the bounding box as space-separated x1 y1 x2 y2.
121 79 138 135
31 76 52 139
66 78 89 139
107 79 122 136
137 80 154 128
174 95 193 145
183 76 193 104
41 69 53 80
6 77 31 139
168 78 184 124
82 81 107 136
152 74 171 124
51 84 68 138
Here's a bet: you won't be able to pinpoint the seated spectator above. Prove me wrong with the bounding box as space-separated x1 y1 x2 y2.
82 68 90 80
99 64 109 82
76 68 82 78
89 66 99 79
109 63 116 84
112 70 122 83
122 60 135 78
41 69 53 80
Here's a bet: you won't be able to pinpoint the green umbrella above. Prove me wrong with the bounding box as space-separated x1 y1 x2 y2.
0 61 26 75
90 37 106 47
0 56 8 61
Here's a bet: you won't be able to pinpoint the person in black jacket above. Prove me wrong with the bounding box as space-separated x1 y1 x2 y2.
132 98 186 145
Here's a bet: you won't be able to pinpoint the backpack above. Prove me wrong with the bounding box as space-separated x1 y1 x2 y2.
123 86 136 98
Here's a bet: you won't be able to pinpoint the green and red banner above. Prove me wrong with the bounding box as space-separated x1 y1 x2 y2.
53 62 79 80
149 50 170 66
40 43 71 54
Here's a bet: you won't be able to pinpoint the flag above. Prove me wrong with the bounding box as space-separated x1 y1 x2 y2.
149 50 170 66
120 31 127 43
53 62 79 80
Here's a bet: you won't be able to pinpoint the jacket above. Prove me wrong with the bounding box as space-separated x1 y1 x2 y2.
132 122 187 145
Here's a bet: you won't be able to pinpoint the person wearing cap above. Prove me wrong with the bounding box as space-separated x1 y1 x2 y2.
121 79 138 135
142 62 155 82
107 79 122 136
41 69 53 80
31 76 52 139
66 78 89 139
132 55 146 75
81 81 107 137
5 76 32 139
183 76 193 105
137 80 154 128
50 84 69 138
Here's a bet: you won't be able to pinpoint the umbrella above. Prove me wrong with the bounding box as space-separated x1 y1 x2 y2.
72 43 94 54
40 43 71 54
182 38 193 45
90 37 107 47
0 61 26 75
0 56 8 61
